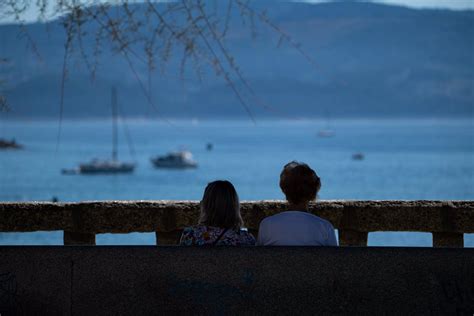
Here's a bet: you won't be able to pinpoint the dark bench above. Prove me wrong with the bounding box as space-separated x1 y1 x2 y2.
1 246 473 314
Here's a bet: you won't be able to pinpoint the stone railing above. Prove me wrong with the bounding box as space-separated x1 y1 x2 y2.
1 200 473 247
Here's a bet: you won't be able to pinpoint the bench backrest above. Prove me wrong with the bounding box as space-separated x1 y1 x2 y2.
1 246 473 314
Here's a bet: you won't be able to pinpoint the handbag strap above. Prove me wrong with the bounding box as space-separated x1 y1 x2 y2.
212 228 229 246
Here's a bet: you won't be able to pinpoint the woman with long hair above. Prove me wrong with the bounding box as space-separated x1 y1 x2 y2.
179 180 255 246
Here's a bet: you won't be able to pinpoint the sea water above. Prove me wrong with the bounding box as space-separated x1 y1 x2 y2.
0 118 473 246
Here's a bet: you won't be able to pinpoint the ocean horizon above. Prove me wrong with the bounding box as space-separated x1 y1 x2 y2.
1 118 473 246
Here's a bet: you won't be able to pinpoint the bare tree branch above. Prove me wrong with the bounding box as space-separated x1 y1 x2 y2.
0 0 317 122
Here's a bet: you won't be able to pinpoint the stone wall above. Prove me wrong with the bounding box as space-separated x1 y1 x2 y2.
0 246 473 315
1 200 473 246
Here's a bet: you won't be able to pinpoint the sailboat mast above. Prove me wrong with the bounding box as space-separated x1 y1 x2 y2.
111 87 118 161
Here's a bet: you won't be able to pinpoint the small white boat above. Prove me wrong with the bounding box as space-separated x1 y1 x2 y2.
151 151 198 169
317 129 335 138
317 109 335 138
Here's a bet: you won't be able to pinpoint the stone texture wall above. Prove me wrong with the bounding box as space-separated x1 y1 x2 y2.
0 246 473 315
1 200 473 246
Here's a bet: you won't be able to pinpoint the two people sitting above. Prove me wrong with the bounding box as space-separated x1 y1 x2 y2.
179 161 337 246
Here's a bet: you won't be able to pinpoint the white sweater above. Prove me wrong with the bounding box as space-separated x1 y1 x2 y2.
257 211 338 246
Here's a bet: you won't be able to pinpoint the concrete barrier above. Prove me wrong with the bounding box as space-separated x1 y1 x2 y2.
0 246 473 315
1 200 473 247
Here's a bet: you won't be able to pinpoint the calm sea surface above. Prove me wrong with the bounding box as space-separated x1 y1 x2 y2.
1 118 473 246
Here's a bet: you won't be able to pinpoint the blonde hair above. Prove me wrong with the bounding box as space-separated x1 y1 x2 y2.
199 180 243 229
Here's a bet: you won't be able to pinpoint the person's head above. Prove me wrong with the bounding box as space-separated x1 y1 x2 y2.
199 180 243 229
279 161 321 206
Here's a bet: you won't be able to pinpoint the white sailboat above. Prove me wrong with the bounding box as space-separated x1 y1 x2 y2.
317 109 335 138
62 87 136 174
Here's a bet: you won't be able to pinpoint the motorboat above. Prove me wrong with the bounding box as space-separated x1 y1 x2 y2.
317 129 335 138
151 151 198 169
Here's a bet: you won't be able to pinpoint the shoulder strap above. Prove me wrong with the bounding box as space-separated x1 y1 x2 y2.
212 228 229 246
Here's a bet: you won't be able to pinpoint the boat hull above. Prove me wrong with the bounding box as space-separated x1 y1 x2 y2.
79 163 135 174
150 151 198 169
0 139 23 149
151 159 197 169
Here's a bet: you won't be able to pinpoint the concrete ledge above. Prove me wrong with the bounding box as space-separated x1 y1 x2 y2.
0 247 473 314
2 200 473 246
1 200 473 233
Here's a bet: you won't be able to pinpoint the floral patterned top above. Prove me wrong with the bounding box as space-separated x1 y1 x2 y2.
179 225 256 246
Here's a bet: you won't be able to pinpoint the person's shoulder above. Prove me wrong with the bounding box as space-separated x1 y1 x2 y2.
261 211 334 229
259 212 284 226
309 215 336 232
259 211 303 226
182 225 208 235
261 211 313 221
234 228 256 245
314 214 334 227
303 213 335 228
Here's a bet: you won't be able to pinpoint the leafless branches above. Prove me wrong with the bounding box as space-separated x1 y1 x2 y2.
0 0 313 119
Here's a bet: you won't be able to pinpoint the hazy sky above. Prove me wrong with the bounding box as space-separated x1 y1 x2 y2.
1 0 473 24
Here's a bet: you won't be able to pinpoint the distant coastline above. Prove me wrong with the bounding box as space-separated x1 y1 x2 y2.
1 1 472 119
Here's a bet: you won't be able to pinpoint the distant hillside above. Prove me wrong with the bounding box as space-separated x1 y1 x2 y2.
0 0 473 119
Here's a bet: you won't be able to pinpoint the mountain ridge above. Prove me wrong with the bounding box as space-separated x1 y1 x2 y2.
0 1 472 119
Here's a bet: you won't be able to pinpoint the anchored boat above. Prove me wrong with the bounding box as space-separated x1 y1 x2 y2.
151 151 198 169
62 87 136 175
0 138 23 149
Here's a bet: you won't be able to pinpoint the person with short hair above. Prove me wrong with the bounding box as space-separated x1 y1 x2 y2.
179 180 256 246
257 161 338 246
